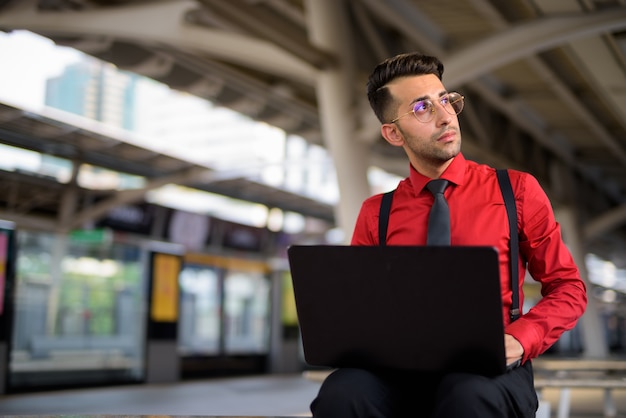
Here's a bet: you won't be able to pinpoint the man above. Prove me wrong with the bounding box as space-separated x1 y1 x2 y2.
310 52 587 417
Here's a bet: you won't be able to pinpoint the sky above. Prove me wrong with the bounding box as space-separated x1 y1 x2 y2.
0 30 81 108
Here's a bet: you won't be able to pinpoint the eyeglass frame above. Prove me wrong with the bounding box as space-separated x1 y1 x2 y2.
390 92 465 124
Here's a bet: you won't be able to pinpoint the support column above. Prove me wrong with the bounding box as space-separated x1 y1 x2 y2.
550 160 607 357
47 161 80 334
145 245 183 383
556 205 608 358
306 0 371 241
267 258 301 373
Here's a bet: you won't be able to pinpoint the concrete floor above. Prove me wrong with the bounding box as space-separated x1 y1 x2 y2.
0 373 625 417
0 374 319 417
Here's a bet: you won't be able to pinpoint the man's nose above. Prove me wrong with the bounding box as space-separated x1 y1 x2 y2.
435 105 452 125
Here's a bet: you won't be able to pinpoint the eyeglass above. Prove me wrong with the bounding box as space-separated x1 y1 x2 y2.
390 92 465 124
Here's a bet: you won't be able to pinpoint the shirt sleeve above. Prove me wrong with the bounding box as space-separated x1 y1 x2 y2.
351 194 383 245
505 172 588 361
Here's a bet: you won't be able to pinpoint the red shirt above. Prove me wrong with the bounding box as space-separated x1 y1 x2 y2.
351 153 587 362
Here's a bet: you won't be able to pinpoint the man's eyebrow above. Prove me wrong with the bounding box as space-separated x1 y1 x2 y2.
408 96 428 106
408 90 448 105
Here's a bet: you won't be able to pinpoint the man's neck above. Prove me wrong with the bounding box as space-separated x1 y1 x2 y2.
410 157 454 179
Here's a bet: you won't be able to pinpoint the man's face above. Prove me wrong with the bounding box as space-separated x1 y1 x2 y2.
383 74 462 173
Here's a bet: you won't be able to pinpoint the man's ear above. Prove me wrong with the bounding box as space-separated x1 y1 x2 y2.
381 123 404 147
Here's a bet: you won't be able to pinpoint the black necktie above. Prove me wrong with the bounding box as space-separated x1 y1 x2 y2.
426 179 450 245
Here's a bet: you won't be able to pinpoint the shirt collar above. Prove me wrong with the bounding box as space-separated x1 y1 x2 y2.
409 153 467 194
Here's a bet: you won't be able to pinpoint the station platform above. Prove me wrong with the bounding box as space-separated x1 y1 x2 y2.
1 372 625 417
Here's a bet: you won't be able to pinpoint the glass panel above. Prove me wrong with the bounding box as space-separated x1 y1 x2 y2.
223 270 270 354
9 230 146 390
178 265 221 355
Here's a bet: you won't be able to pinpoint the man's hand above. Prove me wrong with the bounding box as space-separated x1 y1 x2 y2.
505 334 524 366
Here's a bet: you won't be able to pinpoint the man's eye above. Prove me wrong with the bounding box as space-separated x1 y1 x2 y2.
441 96 450 105
413 101 430 113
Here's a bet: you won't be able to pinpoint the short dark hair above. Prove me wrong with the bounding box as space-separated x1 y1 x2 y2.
366 52 444 123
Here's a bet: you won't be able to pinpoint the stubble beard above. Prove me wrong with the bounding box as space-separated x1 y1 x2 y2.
407 131 462 166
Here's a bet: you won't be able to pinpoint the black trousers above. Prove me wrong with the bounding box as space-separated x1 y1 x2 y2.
310 361 538 418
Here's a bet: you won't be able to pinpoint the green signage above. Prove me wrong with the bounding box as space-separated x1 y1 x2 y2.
69 229 111 244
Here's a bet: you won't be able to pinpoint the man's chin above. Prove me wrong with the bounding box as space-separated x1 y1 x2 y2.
442 141 461 159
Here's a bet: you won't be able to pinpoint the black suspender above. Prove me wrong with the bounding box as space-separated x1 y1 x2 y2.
377 169 520 321
378 190 395 247
496 169 520 321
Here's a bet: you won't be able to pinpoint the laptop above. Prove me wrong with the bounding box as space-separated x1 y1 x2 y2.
287 245 507 377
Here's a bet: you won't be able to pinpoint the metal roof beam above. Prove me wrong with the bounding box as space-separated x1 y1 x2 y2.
444 8 626 87
0 0 320 86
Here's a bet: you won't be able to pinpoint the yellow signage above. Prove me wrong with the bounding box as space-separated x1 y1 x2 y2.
151 253 181 322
